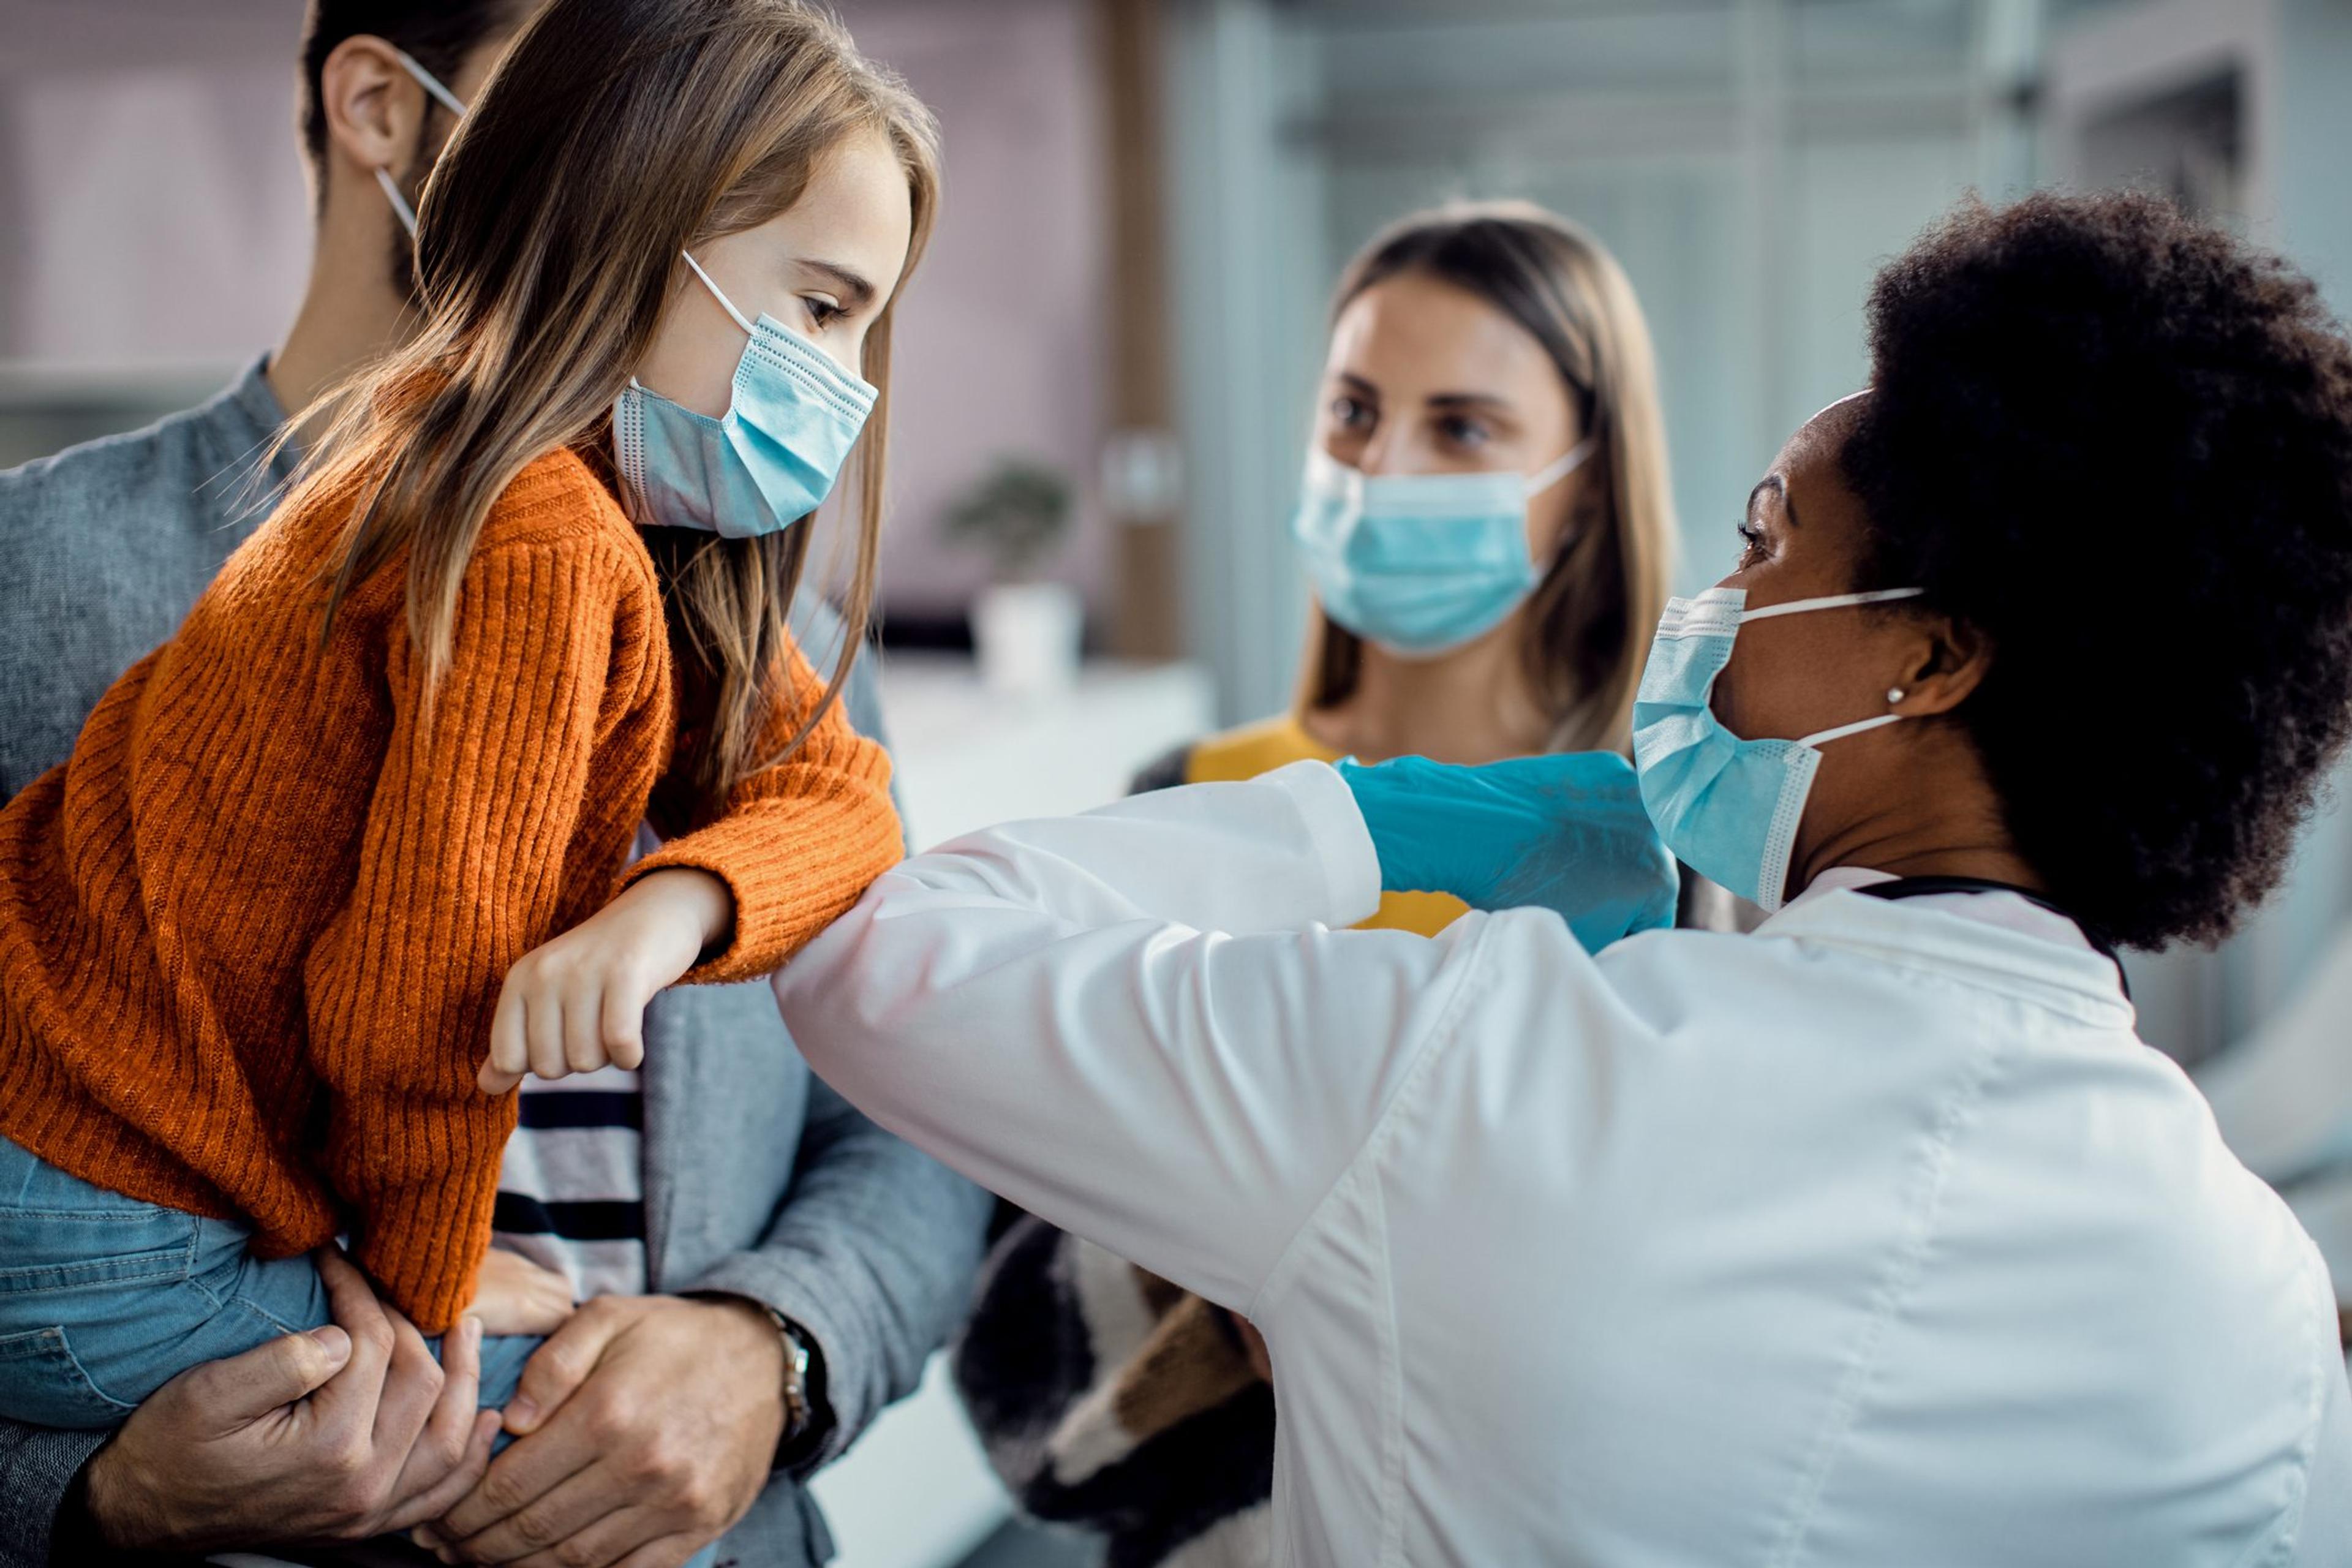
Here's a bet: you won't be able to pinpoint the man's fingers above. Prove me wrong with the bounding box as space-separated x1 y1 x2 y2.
382 1316 483 1525
429 1438 592 1547
311 1250 396 1430
601 979 647 1073
392 1408 501 1536
510 1517 704 1568
317 1247 378 1319
169 1321 353 1431
439 1314 484 1417
505 1303 626 1438
371 1305 446 1453
431 1390 601 1539
440 1463 631 1564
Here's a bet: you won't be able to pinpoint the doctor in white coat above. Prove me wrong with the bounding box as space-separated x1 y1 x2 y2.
776 195 2352 1562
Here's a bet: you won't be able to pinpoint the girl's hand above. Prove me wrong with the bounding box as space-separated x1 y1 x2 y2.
469 1248 578 1338
478 868 733 1093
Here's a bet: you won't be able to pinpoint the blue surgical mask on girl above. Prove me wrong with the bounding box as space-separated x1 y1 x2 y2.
1630 585 1924 910
374 49 470 241
1291 437 1596 657
612 251 877 538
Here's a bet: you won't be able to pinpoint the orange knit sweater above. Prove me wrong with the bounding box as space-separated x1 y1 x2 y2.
0 447 900 1332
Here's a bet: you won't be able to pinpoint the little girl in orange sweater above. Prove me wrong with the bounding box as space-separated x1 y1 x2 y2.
0 0 936 1430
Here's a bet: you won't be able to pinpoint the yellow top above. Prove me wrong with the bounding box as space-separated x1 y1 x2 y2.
1183 715 1468 937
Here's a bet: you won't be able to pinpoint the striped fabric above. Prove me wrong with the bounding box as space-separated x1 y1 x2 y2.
495 1065 648 1299
489 820 660 1300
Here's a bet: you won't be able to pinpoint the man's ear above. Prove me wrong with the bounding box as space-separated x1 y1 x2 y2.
318 35 432 184
1891 612 1992 717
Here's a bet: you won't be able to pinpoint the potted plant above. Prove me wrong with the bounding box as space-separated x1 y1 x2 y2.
944 457 1082 696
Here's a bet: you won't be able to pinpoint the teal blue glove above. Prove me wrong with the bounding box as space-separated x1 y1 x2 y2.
1335 752 1678 952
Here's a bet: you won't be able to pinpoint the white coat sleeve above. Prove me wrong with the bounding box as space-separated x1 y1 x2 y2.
771 760 1494 1312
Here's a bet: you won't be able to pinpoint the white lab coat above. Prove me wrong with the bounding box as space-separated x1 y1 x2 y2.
775 761 2352 1566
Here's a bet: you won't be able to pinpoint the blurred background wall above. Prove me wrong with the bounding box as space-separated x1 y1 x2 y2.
1152 0 2352 1068
0 0 1117 618
4 2 2352 1557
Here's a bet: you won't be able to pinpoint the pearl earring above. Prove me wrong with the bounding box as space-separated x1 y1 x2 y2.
1887 688 1906 704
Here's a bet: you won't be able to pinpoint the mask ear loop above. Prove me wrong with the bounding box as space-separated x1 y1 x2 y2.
1741 586 1925 622
679 251 757 337
1523 435 1604 567
390 48 471 118
374 51 468 246
1796 710 1908 749
1746 587 1928 747
375 168 420 241
1523 435 1599 499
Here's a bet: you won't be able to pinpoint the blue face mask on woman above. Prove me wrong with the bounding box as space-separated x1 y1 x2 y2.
614 251 877 538
1291 437 1595 657
1631 584 1924 910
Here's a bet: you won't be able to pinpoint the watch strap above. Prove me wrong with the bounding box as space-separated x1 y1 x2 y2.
754 1303 815 1443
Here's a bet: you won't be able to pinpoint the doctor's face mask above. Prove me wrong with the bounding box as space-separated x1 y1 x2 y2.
1631 586 1923 910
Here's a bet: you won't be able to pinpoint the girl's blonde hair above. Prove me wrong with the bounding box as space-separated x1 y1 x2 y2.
1301 200 1675 752
290 0 940 821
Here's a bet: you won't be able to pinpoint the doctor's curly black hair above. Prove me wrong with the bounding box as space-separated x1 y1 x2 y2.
1841 190 2352 951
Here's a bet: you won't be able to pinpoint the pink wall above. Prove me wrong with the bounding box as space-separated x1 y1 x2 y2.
837 0 1114 616
5 61 313 366
0 0 1112 614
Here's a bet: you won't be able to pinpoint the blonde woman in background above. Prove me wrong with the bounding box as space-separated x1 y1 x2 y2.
952 201 1686 1567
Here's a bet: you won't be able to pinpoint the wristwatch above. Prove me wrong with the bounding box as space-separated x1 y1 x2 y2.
754 1303 817 1447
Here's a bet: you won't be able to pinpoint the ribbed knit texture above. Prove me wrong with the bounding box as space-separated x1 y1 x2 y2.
0 447 899 1332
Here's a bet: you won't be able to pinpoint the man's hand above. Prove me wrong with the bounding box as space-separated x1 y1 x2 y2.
79 1250 500 1550
419 1294 785 1567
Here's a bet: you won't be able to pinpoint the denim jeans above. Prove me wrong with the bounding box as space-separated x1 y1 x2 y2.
0 1135 540 1429
0 1139 725 1566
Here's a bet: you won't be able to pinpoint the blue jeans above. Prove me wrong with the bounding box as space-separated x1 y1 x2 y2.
0 1135 540 1428
0 1139 724 1566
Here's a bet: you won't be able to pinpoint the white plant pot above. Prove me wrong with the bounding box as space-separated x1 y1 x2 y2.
973 581 1084 698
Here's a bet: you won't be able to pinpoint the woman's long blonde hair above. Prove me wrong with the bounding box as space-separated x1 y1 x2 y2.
1301 201 1675 752
287 0 940 822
